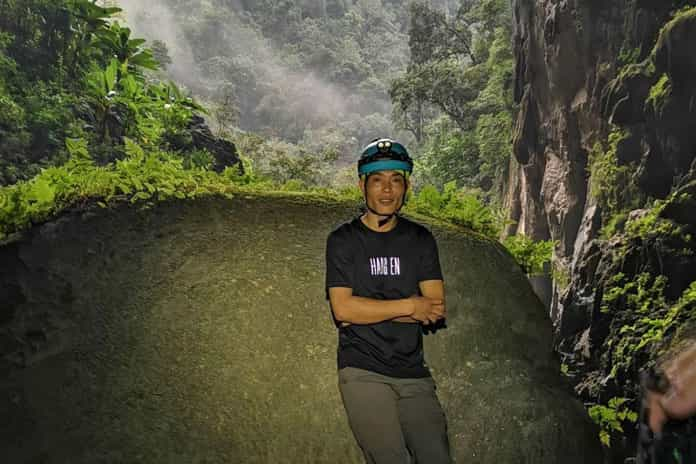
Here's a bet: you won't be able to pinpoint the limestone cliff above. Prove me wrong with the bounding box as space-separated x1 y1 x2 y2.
508 0 696 459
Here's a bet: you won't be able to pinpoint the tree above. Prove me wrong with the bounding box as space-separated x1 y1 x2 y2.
389 0 514 199
213 82 240 136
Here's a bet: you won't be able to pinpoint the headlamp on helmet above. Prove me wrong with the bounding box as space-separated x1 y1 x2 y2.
358 138 413 176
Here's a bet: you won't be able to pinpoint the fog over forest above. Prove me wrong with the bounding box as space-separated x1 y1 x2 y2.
109 0 417 157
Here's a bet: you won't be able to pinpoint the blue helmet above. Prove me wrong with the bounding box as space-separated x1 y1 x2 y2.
357 138 413 227
358 138 414 177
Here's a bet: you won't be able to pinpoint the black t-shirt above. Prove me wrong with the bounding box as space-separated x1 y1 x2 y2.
325 214 443 378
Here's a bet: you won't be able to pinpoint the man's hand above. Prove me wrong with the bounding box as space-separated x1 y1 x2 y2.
647 341 696 434
408 295 446 325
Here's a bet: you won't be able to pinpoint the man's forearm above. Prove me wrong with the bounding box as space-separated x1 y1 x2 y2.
338 295 415 325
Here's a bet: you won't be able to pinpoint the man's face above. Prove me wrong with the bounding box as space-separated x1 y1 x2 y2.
358 170 408 215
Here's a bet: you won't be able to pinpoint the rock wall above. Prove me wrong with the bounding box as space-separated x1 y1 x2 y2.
508 0 696 459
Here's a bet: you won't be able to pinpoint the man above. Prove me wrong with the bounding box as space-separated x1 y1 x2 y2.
325 138 452 464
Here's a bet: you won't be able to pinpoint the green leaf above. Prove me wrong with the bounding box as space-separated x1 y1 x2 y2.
130 191 151 203
117 183 132 194
123 137 145 158
105 58 119 92
27 178 56 205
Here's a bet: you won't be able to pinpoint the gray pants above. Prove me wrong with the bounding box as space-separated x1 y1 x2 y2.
338 366 452 464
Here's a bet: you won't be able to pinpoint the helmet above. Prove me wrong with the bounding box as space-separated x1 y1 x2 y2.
358 138 414 176
357 138 413 227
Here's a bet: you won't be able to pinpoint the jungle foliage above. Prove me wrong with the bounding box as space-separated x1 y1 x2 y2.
0 0 198 185
390 0 515 199
0 0 547 283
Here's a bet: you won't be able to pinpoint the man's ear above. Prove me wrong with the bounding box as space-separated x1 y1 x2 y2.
358 176 365 194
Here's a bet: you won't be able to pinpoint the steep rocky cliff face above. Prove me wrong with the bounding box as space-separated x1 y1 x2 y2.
508 0 696 459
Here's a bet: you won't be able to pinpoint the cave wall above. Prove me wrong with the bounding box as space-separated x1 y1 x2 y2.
507 1 696 459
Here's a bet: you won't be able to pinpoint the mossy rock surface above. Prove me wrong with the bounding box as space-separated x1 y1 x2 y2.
0 194 602 463
653 7 696 89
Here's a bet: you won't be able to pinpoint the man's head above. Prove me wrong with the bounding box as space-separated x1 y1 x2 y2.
357 138 413 226
358 169 410 217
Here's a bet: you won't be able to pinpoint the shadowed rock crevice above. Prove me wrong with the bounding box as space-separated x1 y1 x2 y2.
0 195 601 463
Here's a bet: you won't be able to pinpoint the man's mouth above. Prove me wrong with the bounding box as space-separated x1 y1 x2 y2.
379 199 395 205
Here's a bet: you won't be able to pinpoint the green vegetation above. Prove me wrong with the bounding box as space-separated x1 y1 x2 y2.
502 234 555 276
599 211 629 240
0 138 237 241
585 169 696 450
588 397 638 447
617 45 642 67
595 186 694 388
390 0 514 199
0 0 542 260
589 127 642 219
652 6 696 58
0 0 200 185
407 181 503 239
600 273 696 390
0 140 509 243
645 73 672 116
624 200 686 244
133 0 515 202
135 0 411 148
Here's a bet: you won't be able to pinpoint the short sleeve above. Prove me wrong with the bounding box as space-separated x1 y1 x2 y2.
418 230 443 282
325 231 354 300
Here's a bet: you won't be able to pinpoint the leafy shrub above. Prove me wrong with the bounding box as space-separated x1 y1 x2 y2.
588 397 638 447
502 234 555 276
407 181 501 238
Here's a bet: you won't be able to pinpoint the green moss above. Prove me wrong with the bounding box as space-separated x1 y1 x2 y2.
644 73 672 116
624 201 684 243
588 128 640 214
599 210 629 239
602 59 656 118
617 45 642 68
616 59 655 82
650 6 696 61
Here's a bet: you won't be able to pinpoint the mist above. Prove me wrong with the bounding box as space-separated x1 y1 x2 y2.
107 0 393 146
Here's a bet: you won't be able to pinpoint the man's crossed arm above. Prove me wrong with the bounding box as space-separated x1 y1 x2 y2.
330 279 446 327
